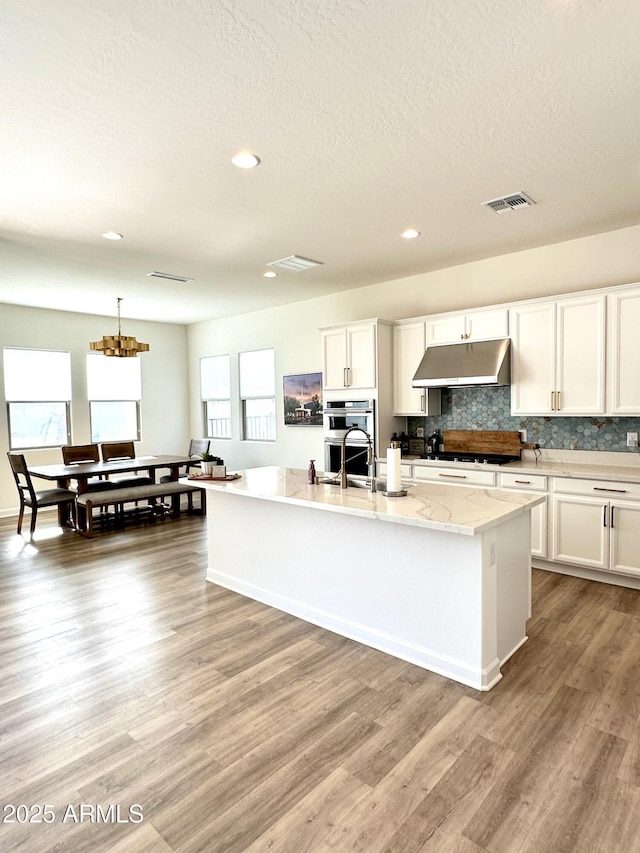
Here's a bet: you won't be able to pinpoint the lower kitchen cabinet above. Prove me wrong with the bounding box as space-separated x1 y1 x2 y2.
550 478 640 577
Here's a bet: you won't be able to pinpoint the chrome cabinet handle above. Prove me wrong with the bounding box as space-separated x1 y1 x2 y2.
557 391 561 410
421 393 426 412
550 391 555 411
439 473 467 479
593 487 627 493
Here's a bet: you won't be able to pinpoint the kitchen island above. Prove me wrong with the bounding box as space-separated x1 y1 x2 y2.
186 466 544 690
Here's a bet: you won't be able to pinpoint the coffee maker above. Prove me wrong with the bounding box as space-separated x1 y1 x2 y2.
425 431 440 456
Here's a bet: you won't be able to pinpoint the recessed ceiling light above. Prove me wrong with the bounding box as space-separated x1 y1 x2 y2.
263 271 278 278
231 152 261 169
401 229 421 239
102 231 123 240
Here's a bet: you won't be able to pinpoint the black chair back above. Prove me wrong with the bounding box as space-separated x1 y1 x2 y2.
7 452 37 505
101 441 136 462
62 443 101 465
188 439 210 458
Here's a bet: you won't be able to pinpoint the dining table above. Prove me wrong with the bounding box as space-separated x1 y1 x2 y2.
28 455 197 530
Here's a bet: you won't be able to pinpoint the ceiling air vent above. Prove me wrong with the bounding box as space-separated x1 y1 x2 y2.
482 192 536 214
146 271 194 283
266 255 324 272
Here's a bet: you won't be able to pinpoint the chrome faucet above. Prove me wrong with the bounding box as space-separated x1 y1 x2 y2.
340 426 375 490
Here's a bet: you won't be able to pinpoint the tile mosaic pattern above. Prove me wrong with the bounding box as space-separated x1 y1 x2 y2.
408 386 640 453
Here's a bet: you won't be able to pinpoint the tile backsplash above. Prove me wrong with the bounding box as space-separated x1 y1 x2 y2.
407 386 640 453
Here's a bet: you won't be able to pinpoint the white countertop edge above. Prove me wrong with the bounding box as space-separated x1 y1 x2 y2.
183 470 545 537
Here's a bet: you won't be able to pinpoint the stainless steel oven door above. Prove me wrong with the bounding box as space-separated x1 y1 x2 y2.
322 410 374 441
324 440 370 477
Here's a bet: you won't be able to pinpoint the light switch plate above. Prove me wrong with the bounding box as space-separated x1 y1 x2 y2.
627 432 638 448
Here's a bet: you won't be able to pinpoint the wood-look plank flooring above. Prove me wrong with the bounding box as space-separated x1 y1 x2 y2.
1 513 640 852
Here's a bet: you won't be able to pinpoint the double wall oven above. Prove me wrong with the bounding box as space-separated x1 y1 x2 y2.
323 399 375 477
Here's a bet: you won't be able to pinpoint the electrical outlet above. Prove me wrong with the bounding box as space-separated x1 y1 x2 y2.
519 429 527 443
627 432 639 448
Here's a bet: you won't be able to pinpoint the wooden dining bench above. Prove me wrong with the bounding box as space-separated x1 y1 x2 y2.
76 481 205 538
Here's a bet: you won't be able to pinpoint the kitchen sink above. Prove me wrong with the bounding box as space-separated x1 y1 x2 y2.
318 476 385 490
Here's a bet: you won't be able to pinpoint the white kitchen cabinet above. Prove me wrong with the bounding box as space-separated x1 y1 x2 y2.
498 472 548 559
607 286 640 414
550 477 640 577
393 321 442 415
425 306 508 345
510 293 606 415
321 321 377 391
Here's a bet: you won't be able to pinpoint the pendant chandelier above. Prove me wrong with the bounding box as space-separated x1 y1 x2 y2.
90 297 150 358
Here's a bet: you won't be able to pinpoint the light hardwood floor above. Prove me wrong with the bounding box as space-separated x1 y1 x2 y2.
1 512 640 853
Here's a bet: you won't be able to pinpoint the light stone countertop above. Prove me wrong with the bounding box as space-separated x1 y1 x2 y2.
185 465 544 536
393 452 640 484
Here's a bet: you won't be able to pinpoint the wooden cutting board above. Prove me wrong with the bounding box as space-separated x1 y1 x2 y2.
443 430 522 457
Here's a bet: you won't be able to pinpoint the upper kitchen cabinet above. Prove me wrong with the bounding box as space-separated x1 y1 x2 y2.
393 321 442 416
321 320 380 391
510 293 606 415
607 286 640 414
425 306 508 345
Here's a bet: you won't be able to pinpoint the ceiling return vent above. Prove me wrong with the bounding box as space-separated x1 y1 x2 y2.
482 192 536 214
146 271 194 283
266 255 324 272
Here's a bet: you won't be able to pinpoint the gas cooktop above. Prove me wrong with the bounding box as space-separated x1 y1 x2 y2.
419 452 519 466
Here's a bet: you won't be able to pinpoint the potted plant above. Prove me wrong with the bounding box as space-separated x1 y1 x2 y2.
200 450 215 476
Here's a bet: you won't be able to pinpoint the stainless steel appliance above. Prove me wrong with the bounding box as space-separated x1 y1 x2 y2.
418 451 519 465
412 338 511 388
323 399 375 476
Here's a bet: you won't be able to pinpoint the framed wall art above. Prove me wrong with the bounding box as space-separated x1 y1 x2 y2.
283 372 323 425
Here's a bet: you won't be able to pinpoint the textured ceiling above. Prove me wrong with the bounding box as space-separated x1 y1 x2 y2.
1 0 640 325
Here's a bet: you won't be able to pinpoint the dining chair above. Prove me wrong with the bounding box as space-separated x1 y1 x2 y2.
7 452 77 536
158 438 211 512
99 441 154 488
61 443 117 492
158 439 210 482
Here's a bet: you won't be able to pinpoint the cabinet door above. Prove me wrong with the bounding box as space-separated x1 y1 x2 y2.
530 499 548 560
609 500 640 576
346 324 376 389
556 294 605 414
465 307 509 341
608 288 640 414
393 322 426 414
551 494 608 570
322 328 347 390
426 314 466 345
510 302 556 415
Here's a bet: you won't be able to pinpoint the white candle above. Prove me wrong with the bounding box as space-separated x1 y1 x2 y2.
386 446 402 492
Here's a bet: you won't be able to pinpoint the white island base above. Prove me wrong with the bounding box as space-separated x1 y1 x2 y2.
196 468 538 691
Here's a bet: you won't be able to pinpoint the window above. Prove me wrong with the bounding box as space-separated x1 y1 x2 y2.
86 353 141 442
239 348 275 441
200 355 231 439
3 348 72 449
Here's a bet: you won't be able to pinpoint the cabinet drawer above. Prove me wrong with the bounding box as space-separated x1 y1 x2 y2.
499 472 547 491
415 466 496 487
550 477 640 500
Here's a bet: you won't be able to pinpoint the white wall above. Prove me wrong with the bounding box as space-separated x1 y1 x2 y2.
0 304 189 515
188 223 640 472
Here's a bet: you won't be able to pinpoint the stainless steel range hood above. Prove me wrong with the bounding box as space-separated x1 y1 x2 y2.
412 338 511 388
